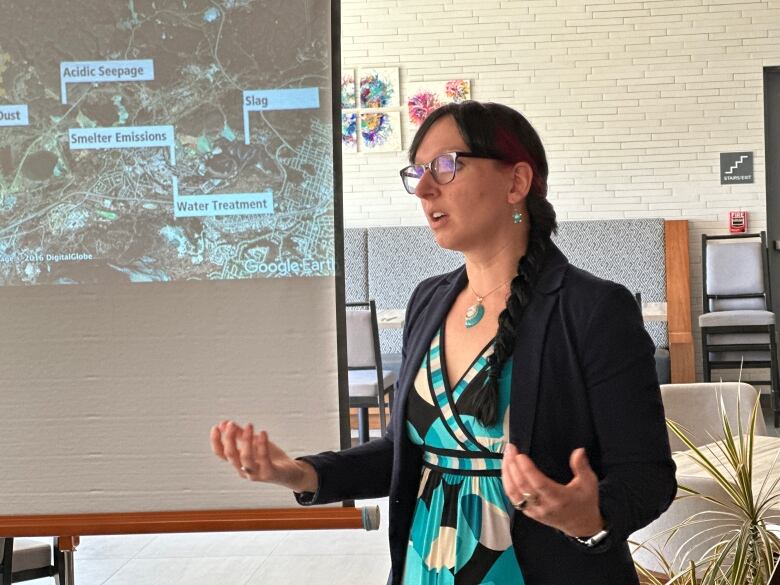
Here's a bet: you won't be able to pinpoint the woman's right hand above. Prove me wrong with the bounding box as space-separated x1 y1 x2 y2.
210 420 319 493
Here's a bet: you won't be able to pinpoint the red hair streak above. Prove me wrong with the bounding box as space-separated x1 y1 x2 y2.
494 126 547 198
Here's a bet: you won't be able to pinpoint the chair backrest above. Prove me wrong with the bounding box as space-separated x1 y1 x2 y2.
702 232 770 312
660 382 768 452
345 301 381 370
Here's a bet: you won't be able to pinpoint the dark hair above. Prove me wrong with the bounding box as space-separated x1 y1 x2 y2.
409 101 558 427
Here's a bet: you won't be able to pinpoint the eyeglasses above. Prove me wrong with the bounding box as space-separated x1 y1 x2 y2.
399 151 499 194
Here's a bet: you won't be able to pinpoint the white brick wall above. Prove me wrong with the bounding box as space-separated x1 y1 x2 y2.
341 0 780 380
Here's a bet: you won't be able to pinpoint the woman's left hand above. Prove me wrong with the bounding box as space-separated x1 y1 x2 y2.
502 443 605 538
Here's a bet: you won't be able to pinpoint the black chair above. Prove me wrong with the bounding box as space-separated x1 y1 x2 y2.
345 301 397 444
699 232 780 426
0 538 64 585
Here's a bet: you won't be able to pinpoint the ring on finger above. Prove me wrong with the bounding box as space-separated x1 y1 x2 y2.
513 491 539 511
240 466 255 474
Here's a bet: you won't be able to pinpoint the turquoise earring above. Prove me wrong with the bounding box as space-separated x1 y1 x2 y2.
512 208 523 224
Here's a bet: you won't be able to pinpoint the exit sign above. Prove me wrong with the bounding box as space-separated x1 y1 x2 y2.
720 152 754 184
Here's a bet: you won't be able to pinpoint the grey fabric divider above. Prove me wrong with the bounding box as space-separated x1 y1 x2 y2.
344 227 368 302
553 218 668 349
368 226 463 354
350 218 669 355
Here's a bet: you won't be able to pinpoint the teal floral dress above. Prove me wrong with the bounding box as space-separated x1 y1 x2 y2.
402 325 525 585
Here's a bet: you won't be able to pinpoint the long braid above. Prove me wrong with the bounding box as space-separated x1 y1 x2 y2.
473 194 557 427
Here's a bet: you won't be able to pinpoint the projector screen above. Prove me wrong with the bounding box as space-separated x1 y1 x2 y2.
0 0 335 285
0 0 344 516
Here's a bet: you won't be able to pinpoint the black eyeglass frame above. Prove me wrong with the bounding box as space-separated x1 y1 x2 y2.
399 151 501 194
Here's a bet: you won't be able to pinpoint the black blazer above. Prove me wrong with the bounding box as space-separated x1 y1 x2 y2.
299 242 676 585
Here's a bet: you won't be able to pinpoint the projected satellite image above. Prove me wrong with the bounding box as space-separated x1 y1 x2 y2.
0 0 334 284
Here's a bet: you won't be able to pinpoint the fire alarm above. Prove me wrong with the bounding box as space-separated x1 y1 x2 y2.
729 211 748 233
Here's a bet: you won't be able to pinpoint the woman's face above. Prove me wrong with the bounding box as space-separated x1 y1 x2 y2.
412 115 528 254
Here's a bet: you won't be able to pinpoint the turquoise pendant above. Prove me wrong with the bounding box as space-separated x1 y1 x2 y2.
465 302 485 328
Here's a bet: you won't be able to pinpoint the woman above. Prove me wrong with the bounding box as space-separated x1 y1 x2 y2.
211 101 676 584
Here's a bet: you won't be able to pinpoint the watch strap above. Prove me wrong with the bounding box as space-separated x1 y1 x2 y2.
573 529 610 548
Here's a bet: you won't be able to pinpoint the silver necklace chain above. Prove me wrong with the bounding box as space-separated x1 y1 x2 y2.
469 278 511 302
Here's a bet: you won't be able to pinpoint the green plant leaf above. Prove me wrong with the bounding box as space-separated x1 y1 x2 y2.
650 383 780 585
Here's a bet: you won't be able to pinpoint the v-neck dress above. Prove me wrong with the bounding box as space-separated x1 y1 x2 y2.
401 325 524 585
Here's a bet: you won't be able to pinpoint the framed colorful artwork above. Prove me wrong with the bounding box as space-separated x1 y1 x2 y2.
406 79 471 127
341 70 356 109
358 67 400 109
359 111 402 152
341 112 358 153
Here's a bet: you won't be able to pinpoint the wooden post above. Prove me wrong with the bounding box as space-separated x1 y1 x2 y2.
665 220 696 383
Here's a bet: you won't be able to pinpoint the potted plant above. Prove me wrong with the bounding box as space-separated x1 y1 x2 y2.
633 393 780 585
